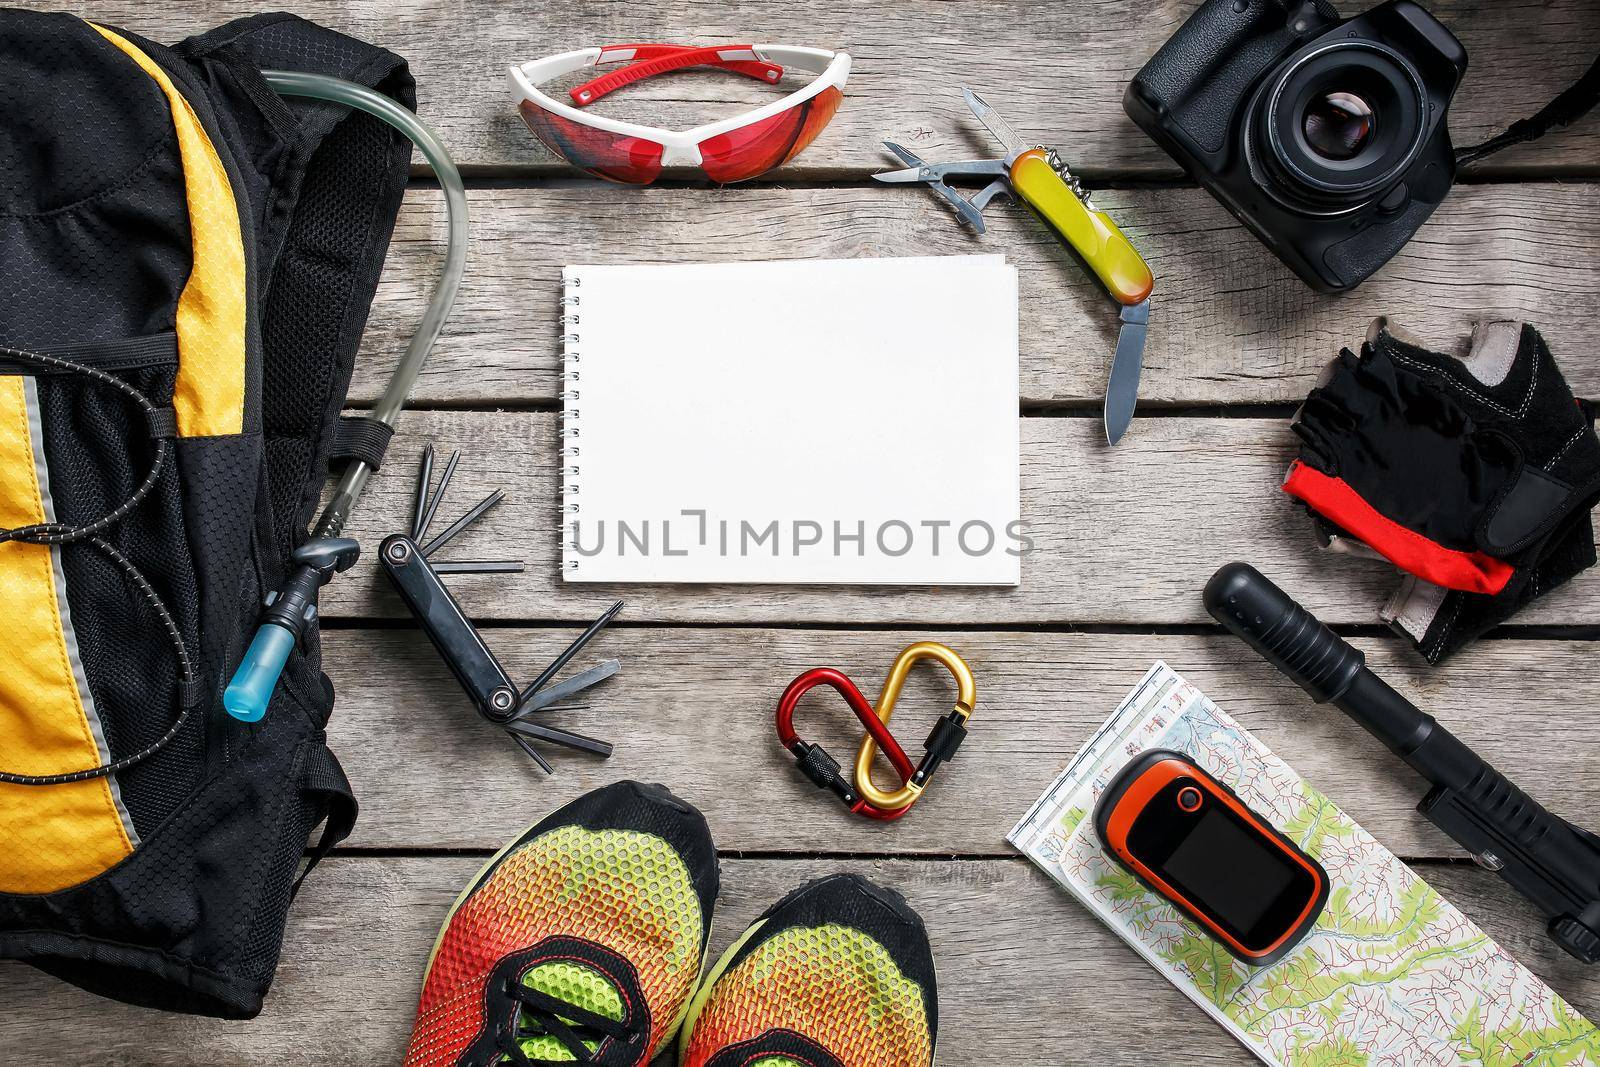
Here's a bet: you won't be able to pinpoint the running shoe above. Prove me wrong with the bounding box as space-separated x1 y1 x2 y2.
404 780 719 1066
677 873 938 1067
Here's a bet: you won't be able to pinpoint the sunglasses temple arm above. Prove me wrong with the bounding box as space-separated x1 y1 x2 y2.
570 45 782 106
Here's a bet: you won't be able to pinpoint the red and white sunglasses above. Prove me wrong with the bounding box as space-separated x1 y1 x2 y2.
508 44 850 184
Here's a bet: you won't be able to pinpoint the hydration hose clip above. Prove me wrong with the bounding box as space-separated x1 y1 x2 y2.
222 538 359 722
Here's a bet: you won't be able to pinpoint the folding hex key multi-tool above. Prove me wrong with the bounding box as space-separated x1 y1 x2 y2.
379 444 622 772
875 89 1155 444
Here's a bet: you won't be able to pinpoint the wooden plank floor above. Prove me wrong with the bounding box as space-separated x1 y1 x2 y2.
7 1 1600 1064
343 184 1600 408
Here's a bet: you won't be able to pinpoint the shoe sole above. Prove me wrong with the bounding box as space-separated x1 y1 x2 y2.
675 874 938 1066
418 782 715 1050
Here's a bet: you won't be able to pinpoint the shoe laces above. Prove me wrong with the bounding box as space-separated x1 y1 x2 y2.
495 978 640 1065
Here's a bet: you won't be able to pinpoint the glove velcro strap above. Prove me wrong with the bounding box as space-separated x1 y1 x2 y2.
1283 460 1515 595
1479 428 1600 562
1385 511 1598 664
1482 465 1580 556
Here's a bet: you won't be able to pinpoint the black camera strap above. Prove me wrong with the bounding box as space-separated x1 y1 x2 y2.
1456 51 1600 165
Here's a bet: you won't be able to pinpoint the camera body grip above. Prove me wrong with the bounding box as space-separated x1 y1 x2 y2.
1126 0 1332 160
1124 0 1465 291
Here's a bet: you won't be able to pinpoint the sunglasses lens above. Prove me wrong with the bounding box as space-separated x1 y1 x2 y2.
699 86 843 183
518 100 664 184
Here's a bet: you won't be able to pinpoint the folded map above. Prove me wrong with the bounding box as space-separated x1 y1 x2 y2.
1009 662 1598 1065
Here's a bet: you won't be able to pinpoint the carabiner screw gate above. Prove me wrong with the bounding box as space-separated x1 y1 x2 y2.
777 668 915 818
854 642 976 816
776 642 976 822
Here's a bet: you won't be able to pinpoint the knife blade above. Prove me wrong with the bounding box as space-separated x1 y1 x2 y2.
878 140 929 174
1105 299 1149 445
963 88 1024 163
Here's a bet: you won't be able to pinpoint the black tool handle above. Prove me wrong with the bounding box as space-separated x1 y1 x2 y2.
1206 563 1520 791
1203 562 1368 705
1205 562 1461 771
379 534 520 722
1204 562 1600 964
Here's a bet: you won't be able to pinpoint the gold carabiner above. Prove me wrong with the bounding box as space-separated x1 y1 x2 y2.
852 641 976 815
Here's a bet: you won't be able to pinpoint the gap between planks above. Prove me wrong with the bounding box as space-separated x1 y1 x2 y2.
319 627 1600 858
317 411 1600 627
20 0 1599 179
317 847 1520 868
347 182 1600 407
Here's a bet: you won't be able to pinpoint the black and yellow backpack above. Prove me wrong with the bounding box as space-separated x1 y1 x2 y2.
0 10 412 1017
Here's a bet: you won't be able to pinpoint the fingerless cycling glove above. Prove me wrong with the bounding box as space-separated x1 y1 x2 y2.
1285 318 1600 662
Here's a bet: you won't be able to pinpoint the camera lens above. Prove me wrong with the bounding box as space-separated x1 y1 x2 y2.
1249 40 1427 210
1302 91 1375 162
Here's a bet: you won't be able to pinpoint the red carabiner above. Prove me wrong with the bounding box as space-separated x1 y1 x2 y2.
777 668 915 821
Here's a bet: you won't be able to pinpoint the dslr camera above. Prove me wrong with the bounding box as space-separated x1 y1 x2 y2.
1125 0 1467 292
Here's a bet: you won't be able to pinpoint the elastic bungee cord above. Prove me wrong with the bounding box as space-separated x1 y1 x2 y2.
0 74 465 778
0 345 195 785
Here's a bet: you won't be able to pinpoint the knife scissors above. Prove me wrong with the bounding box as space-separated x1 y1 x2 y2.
875 89 1154 444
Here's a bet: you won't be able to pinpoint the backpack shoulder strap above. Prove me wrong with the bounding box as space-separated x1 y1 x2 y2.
177 15 416 554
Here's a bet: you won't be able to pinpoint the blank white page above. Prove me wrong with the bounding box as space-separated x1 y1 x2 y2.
561 255 1019 585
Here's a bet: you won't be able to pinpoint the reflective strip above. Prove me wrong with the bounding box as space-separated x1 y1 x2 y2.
29 378 141 852
90 22 246 438
0 377 136 893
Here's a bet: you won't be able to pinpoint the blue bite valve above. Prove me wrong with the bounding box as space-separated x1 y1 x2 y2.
222 537 360 723
223 625 296 722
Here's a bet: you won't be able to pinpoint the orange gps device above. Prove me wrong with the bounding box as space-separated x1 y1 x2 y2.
1094 750 1328 966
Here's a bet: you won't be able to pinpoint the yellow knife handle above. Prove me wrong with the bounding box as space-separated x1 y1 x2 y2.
1009 149 1153 306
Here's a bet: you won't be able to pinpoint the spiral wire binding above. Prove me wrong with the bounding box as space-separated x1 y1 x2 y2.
0 346 196 785
561 274 583 570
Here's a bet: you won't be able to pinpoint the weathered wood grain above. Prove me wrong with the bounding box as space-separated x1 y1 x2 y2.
1 856 1591 1065
22 0 1600 177
321 410 1600 625
324 627 1600 859
9 2 1597 1062
348 182 1600 406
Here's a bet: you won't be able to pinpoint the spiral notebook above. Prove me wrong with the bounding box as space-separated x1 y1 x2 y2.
559 255 1020 584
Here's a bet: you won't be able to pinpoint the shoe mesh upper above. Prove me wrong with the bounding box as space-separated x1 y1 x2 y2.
680 922 932 1067
404 823 704 1066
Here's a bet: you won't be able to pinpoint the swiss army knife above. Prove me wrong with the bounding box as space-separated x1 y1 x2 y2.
875 89 1154 444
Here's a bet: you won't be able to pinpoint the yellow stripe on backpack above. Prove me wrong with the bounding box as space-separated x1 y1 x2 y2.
90 22 247 439
0 377 136 893
0 23 254 894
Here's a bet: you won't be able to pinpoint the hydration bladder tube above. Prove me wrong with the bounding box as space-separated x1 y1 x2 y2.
222 73 468 722
265 70 469 537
